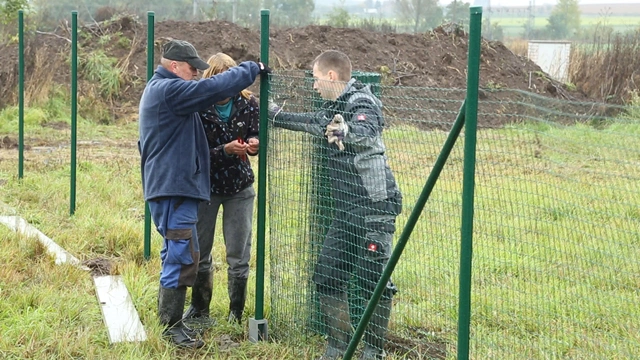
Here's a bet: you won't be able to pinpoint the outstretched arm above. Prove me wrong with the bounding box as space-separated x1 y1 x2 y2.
166 62 261 115
270 109 329 137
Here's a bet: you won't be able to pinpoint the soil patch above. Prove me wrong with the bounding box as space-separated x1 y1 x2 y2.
2 136 18 149
0 17 592 130
83 257 115 276
42 121 71 130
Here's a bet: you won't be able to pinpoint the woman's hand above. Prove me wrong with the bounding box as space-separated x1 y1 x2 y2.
224 140 249 157
247 138 259 154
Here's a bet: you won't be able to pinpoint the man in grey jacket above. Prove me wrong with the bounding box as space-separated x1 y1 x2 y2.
270 50 402 360
138 39 269 348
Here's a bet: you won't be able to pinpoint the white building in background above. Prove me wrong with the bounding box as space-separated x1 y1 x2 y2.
473 0 491 7
527 40 572 83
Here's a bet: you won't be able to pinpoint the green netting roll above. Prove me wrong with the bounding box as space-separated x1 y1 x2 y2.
304 71 382 333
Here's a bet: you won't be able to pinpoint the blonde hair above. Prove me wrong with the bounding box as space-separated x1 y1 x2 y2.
203 53 252 99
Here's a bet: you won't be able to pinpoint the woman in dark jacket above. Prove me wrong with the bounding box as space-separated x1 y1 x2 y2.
183 53 259 326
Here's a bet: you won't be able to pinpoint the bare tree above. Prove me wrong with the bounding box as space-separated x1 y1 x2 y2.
394 0 443 33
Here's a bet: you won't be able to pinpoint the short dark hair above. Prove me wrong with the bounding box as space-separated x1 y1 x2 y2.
312 50 352 82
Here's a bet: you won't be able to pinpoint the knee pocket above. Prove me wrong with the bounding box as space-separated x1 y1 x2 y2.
364 215 395 261
165 228 195 265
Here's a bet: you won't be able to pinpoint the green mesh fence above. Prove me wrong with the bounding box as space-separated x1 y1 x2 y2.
265 71 640 359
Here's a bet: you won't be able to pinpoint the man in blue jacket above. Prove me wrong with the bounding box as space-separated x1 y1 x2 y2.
138 39 269 348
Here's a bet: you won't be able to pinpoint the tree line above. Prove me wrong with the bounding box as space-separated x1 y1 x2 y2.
0 0 613 41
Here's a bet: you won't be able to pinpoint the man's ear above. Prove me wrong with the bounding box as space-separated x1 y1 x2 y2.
327 70 339 81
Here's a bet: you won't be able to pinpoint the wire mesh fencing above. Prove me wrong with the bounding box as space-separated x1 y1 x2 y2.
264 71 640 359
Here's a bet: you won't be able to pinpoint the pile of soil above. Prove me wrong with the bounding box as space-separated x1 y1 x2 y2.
0 16 589 129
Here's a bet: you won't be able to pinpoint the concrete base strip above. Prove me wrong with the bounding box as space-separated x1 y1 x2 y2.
94 275 147 342
0 215 87 269
0 214 147 343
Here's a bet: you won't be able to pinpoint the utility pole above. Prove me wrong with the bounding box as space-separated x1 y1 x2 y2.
232 0 237 23
528 0 536 39
452 0 458 25
486 0 492 40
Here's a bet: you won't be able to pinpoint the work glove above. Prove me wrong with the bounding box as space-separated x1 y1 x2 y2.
268 99 280 113
257 62 272 75
325 114 349 151
268 99 284 119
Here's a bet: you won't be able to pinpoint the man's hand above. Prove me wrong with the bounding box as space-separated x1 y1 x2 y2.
247 138 259 154
325 114 349 151
268 99 284 119
224 139 249 157
268 100 280 113
257 62 272 75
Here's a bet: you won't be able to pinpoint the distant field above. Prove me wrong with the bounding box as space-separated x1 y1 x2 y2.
492 15 640 27
579 3 640 15
316 12 640 38
491 15 640 38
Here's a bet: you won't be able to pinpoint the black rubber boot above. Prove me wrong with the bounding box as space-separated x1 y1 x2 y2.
158 286 205 349
358 298 392 360
183 271 215 328
318 292 352 360
227 276 248 324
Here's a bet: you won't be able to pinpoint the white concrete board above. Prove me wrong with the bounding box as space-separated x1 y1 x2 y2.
94 275 147 343
0 214 147 343
0 215 87 269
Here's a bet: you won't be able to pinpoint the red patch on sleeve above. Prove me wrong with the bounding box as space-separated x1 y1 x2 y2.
367 243 378 252
357 114 366 121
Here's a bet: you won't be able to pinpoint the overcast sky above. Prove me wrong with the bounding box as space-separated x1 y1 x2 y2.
438 0 640 5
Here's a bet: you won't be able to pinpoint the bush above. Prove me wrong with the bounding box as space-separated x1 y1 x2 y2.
327 6 349 28
0 0 29 42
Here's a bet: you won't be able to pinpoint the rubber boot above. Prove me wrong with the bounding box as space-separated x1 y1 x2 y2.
183 271 215 328
227 276 248 324
318 292 352 360
158 286 205 349
358 298 392 360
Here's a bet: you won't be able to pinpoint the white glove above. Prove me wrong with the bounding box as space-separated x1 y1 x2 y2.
268 99 283 117
325 114 349 151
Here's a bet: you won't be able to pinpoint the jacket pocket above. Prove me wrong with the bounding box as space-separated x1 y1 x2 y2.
195 156 201 174
354 154 387 202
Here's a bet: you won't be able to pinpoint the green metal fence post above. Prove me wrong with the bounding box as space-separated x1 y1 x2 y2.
18 10 24 179
457 6 483 360
250 8 270 343
343 101 468 360
70 11 78 216
143 11 154 261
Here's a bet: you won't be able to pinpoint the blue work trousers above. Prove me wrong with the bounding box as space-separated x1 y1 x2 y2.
149 196 201 289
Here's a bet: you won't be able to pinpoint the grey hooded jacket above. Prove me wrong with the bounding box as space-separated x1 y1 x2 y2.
271 79 402 212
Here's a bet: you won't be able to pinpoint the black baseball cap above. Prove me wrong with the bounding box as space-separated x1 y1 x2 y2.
162 40 210 71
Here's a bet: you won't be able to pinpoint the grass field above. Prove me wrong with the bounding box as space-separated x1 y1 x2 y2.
491 15 640 38
0 91 639 359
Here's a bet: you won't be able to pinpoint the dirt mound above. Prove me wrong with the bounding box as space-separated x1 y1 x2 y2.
0 16 587 127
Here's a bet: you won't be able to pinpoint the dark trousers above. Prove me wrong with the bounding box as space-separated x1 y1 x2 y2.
196 186 255 279
313 198 400 299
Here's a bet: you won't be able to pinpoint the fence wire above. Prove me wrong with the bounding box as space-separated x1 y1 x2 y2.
265 71 640 359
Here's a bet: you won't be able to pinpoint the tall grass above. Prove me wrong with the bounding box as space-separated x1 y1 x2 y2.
503 38 528 57
569 28 640 104
79 50 123 100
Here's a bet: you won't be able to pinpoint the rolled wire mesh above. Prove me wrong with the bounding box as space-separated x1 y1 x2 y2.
265 72 640 359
